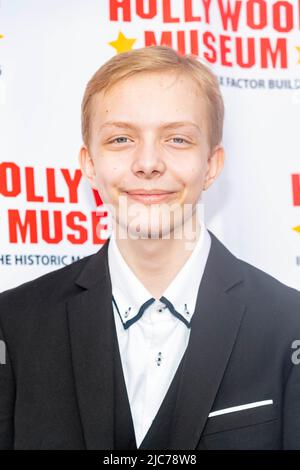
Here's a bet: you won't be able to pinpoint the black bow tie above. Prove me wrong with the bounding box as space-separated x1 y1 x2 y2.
112 295 192 330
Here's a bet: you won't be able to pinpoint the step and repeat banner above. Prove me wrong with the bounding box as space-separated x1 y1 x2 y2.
0 0 299 292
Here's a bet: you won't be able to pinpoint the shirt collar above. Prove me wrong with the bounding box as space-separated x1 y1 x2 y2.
108 220 211 327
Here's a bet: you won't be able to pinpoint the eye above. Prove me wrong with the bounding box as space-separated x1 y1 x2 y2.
108 136 131 144
169 137 191 144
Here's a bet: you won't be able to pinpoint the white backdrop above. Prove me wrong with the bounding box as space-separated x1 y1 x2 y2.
0 0 299 292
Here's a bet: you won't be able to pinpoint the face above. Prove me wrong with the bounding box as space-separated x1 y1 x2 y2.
80 71 224 240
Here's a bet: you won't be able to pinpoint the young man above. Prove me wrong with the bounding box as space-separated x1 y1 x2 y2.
0 45 299 450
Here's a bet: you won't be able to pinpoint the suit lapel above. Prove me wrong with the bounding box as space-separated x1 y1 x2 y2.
66 238 115 450
167 231 247 449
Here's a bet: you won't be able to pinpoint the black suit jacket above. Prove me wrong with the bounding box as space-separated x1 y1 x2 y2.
0 230 299 450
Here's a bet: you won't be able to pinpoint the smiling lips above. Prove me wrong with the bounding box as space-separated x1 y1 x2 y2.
123 189 176 204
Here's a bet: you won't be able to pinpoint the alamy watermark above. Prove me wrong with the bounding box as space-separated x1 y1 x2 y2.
291 340 300 365
0 339 6 365
94 196 205 251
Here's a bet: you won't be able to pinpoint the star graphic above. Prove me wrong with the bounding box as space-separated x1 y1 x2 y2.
0 34 4 39
108 31 136 54
293 226 300 234
296 46 300 64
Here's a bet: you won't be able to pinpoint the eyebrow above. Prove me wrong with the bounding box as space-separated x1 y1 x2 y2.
99 120 201 133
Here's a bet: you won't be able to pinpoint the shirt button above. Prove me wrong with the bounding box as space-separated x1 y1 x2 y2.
156 302 165 313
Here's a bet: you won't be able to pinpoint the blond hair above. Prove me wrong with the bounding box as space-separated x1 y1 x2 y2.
81 45 224 153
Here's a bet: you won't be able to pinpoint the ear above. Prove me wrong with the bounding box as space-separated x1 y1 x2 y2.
78 145 98 190
203 145 225 191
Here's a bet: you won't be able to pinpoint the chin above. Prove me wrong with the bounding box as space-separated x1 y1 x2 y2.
131 222 175 240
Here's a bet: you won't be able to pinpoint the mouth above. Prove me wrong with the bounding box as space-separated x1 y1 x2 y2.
122 190 177 204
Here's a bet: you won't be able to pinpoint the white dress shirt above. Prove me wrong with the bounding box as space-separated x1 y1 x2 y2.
107 222 211 448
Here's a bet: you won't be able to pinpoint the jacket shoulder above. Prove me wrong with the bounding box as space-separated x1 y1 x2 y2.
238 257 300 308
0 252 95 322
209 230 300 324
234 255 300 340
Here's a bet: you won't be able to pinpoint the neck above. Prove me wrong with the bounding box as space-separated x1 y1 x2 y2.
111 216 202 300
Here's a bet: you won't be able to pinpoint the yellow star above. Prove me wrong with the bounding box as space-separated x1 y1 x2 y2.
293 226 300 234
296 47 300 64
108 31 136 54
0 34 4 39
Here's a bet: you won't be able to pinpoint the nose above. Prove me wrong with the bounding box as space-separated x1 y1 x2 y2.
131 139 166 178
